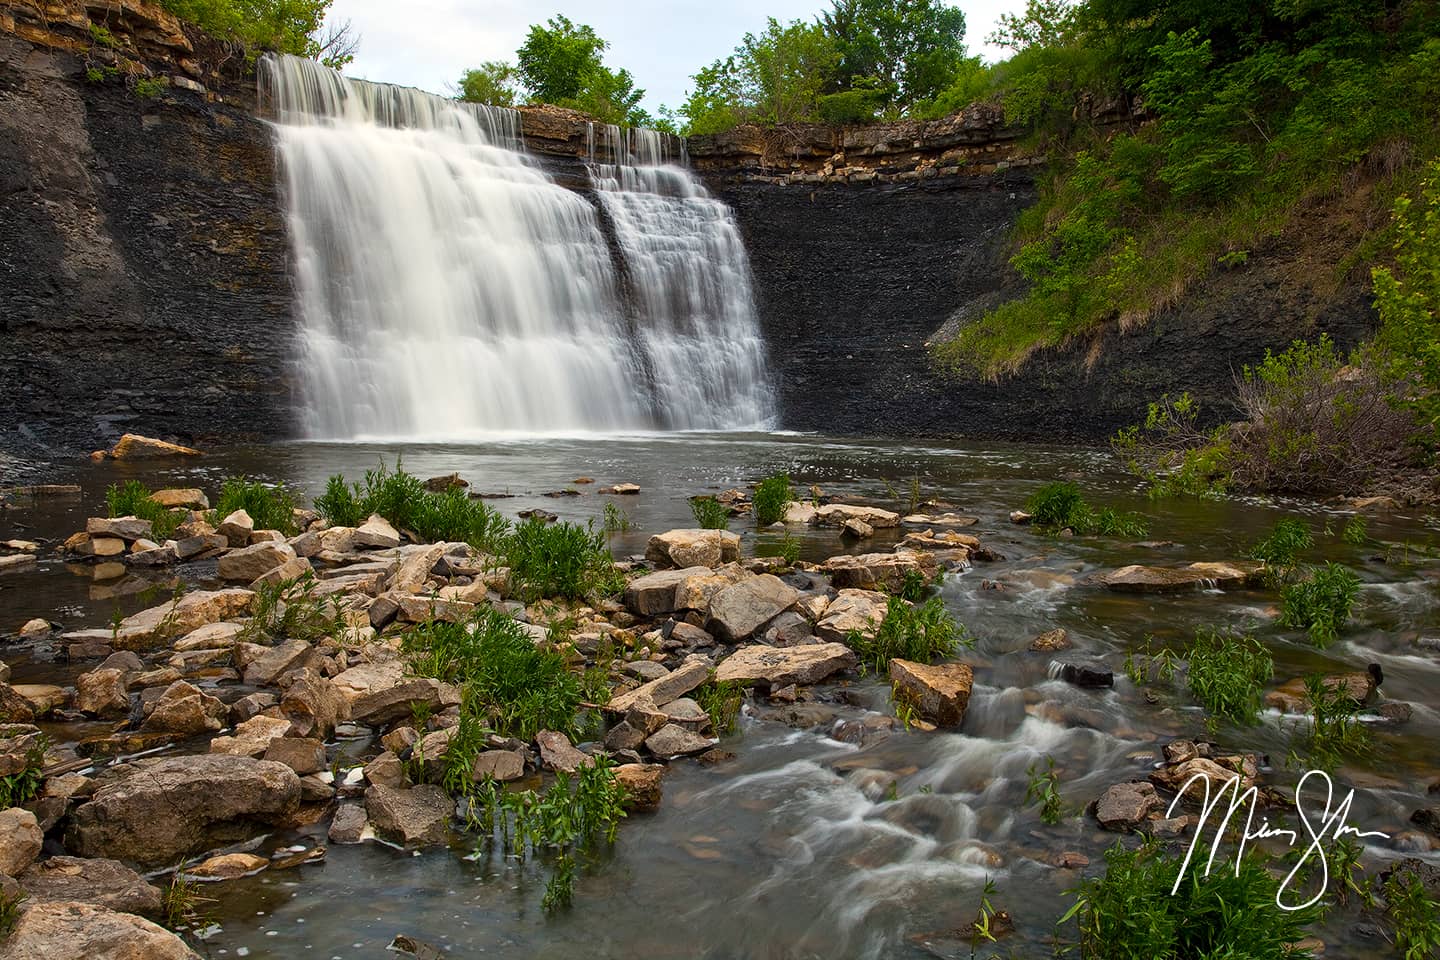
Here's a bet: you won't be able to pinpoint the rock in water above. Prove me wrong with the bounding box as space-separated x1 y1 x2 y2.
0 901 201 959
19 857 163 917
1095 782 1162 831
888 659 974 727
715 643 857 687
705 575 800 641
66 755 300 866
364 784 452 846
107 433 203 459
1093 561 1265 593
644 529 740 569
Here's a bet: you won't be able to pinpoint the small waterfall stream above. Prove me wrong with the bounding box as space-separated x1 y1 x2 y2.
259 55 775 439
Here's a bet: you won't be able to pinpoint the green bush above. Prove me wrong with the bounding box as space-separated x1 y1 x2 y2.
1295 674 1370 771
694 679 744 735
1065 841 1321 959
816 89 881 123
404 609 582 741
314 462 508 550
845 595 969 673
314 474 365 528
1250 517 1314 584
501 517 622 602
1025 481 1147 538
1111 392 1232 499
1184 629 1273 727
105 480 184 540
210 477 298 535
411 487 509 550
1281 562 1360 647
157 0 340 62
689 496 730 530
753 472 795 526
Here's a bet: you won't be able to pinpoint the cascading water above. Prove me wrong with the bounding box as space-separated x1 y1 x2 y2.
259 55 775 439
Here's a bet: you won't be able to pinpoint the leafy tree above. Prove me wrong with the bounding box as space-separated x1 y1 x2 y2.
820 0 968 113
457 61 519 107
503 15 648 126
158 0 356 63
682 19 839 132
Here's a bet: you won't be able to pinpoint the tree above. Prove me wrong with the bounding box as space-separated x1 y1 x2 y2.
681 19 838 133
820 0 968 113
159 0 358 63
989 0 1079 53
507 16 649 126
457 61 519 107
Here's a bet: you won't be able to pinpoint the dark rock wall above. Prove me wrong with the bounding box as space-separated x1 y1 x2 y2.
716 173 1377 442
0 28 292 457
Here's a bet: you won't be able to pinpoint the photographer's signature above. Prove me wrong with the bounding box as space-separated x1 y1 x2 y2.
1169 769 1390 910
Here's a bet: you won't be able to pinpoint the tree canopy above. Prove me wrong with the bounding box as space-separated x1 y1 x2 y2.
157 0 357 67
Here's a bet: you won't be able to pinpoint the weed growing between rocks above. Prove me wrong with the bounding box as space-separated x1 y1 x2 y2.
694 679 744 735
1383 865 1440 959
1251 517 1315 585
1025 482 1147 538
891 568 937 602
209 477 299 535
0 735 47 808
105 479 184 539
1061 840 1321 959
501 517 623 602
240 573 347 646
753 472 795 526
689 495 730 530
1024 756 1065 824
0 890 24 938
316 460 508 549
1183 628 1274 729
1290 674 1371 772
160 866 214 932
845 595 970 674
1280 562 1361 647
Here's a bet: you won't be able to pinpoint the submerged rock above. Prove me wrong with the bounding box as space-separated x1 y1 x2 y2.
1093 561 1265 593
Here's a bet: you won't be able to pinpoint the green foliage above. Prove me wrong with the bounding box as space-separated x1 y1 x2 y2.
1341 514 1368 545
1024 755 1065 824
682 19 839 133
892 568 933 603
405 609 583 741
105 479 184 539
1383 866 1440 960
315 462 508 551
210 476 298 535
1064 840 1321 959
513 15 647 126
821 0 969 115
1371 159 1440 446
759 531 801 567
1184 628 1273 728
411 488 509 550
0 888 23 938
456 61 518 107
844 595 969 673
1294 673 1370 771
1280 562 1360 647
240 573 345 645
160 866 212 930
1111 392 1232 498
1250 517 1314 583
0 736 47 809
817 88 883 123
133 76 168 99
314 474 365 527
502 517 623 602
694 679 744 736
601 502 630 537
89 23 117 48
753 472 795 526
157 0 347 63
689 496 730 530
1025 481 1147 537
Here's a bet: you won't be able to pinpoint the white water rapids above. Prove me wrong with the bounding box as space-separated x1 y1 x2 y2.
259 55 775 439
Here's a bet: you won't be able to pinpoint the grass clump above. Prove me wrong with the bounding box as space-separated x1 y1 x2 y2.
845 595 970 674
1063 840 1321 960
1026 481 1147 538
694 679 744 736
1280 562 1360 647
105 479 184 539
404 608 582 741
239 573 346 645
1383 865 1440 960
753 472 795 526
315 460 509 550
1024 756 1065 825
1184 628 1273 729
209 476 298 535
689 495 730 530
1291 674 1370 772
501 517 622 602
1251 518 1315 584
0 735 47 809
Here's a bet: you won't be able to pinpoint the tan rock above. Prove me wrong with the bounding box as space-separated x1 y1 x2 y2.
0 807 42 876
75 668 129 718
888 659 973 727
185 852 269 880
607 660 710 713
815 588 888 643
216 509 254 546
623 565 713 616
812 503 900 528
706 574 800 641
614 763 664 812
218 541 296 582
822 549 936 592
354 514 401 549
87 516 154 541
1094 561 1266 593
209 715 293 758
114 588 255 649
645 529 740 569
0 900 201 960
715 643 857 687
108 434 202 459
150 488 209 510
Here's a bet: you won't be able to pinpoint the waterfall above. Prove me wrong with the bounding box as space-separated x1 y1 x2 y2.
259 55 775 439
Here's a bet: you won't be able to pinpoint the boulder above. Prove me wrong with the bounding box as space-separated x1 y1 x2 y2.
706 575 800 642
11 684 63 716
175 533 228 560
1058 660 1114 689
0 900 201 960
614 763 664 812
363 752 406 789
242 639 315 686
150 488 209 510
140 681 226 736
354 515 401 550
840 518 874 540
0 808 42 876
364 784 451 846
264 737 327 775
1095 782 1162 831
328 804 368 843
782 501 818 524
185 852 269 880
644 529 740 569
210 715 293 758
174 621 243 652
715 643 857 687
471 750 525 783
391 543 448 594
761 610 814 646
673 572 736 612
114 589 255 649
1029 629 1071 652
18 857 162 916
75 668 129 718
644 723 713 757
0 554 37 573
86 516 153 541
1093 561 1266 593
279 670 343 739
107 434 202 459
350 678 459 726
216 510 255 546
395 594 475 624
623 566 713 616
217 541 297 582
332 660 406 708
535 730 591 773
607 660 710 713
812 504 900 528
888 659 973 727
66 755 301 866
814 589 887 643
66 533 126 558
822 550 936 592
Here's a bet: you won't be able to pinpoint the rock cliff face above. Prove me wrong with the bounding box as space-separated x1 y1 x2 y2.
1 1 294 456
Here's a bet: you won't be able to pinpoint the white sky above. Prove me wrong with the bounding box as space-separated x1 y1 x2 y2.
330 0 1022 114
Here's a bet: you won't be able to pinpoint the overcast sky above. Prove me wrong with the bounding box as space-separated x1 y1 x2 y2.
330 0 1022 114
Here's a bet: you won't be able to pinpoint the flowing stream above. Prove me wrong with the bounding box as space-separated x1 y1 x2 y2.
259 56 775 440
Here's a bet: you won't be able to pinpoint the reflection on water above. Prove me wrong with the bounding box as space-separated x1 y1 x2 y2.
2 432 1437 959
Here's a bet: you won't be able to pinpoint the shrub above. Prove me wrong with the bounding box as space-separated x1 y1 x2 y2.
753 472 795 526
133 76 168 99
105 479 184 539
210 477 298 535
1026 481 1147 537
1280 562 1360 647
356 459 428 531
694 679 744 735
1383 865 1440 959
411 487 509 550
314 474 365 528
816 89 881 124
1111 392 1232 499
501 517 622 602
315 462 508 550
1294 674 1370 771
405 609 582 740
689 495 730 530
1185 629 1273 727
1250 517 1314 584
845 595 970 673
1065 841 1322 959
